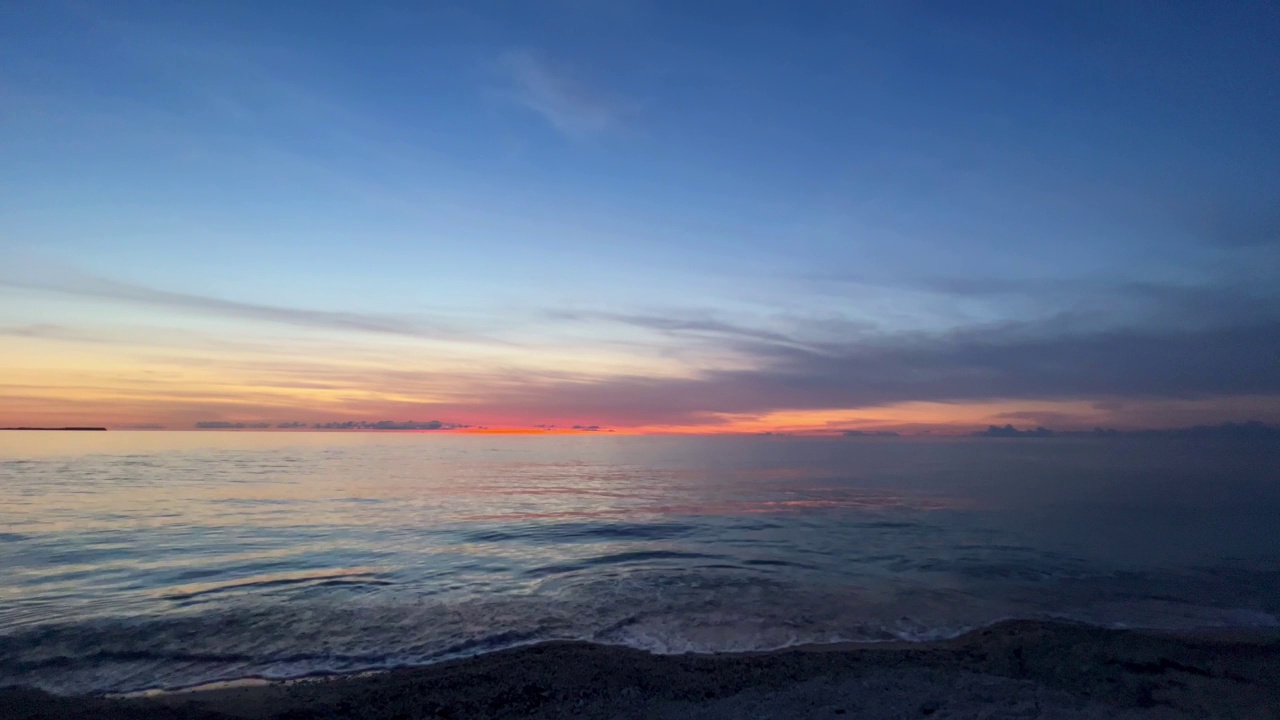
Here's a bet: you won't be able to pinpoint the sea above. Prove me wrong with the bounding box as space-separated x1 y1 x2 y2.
2 431 1279 695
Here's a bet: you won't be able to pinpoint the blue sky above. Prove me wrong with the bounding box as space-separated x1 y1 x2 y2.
2 0 1278 431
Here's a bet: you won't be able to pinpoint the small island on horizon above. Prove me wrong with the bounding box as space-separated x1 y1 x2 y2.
0 422 107 427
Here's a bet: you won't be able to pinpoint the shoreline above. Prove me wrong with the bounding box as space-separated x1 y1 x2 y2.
97 620 1280 700
4 619 1278 719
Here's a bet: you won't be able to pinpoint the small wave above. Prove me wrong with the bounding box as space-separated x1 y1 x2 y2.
853 521 918 529
741 558 819 570
524 551 728 577
460 521 698 544
160 569 387 602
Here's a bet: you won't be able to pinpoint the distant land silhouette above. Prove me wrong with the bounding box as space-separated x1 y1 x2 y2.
975 424 1056 438
195 420 470 430
973 421 1280 439
0 422 106 427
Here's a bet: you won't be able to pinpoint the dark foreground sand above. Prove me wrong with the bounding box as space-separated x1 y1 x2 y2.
2 621 1279 719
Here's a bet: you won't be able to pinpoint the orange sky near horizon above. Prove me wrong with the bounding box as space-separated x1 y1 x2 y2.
5 285 1279 435
5 389 1279 435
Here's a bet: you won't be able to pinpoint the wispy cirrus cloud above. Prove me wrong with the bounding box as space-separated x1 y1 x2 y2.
0 324 94 341
499 50 629 138
0 265 496 344
548 309 821 349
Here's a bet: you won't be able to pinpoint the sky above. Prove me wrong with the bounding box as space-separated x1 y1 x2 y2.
2 0 1278 433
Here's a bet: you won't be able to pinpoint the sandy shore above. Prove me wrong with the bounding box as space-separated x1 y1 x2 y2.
2 620 1278 719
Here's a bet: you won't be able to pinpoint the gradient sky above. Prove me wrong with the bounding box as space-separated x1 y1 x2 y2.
2 0 1278 433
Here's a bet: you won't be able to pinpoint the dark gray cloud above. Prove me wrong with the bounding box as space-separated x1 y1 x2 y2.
740 319 1280 406
805 274 1279 322
474 316 1280 424
993 409 1093 427
911 278 1279 327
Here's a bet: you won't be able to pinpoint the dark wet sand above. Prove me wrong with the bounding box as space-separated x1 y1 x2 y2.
3 620 1279 719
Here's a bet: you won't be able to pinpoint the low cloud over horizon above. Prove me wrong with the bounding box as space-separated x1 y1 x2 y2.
7 266 1278 433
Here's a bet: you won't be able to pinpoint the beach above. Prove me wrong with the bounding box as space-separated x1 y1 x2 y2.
3 620 1278 719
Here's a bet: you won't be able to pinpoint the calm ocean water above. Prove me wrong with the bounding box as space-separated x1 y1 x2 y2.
2 431 1279 694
